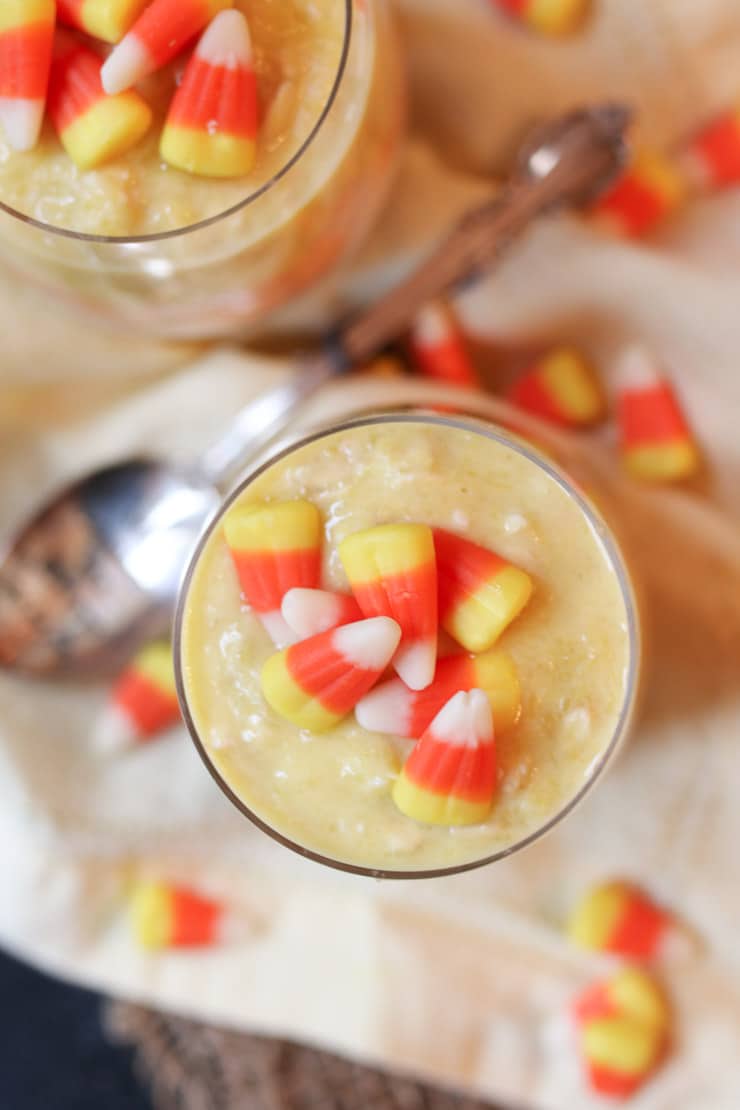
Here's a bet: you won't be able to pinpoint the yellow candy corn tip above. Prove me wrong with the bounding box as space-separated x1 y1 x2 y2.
339 523 434 581
445 565 534 654
77 0 151 43
61 93 152 170
133 641 176 694
474 651 522 732
541 350 605 423
392 773 492 828
130 881 172 949
608 968 669 1030
567 881 631 950
632 150 687 208
624 441 700 482
525 0 591 36
223 500 320 552
0 0 54 33
583 1016 662 1076
261 651 342 733
160 127 256 179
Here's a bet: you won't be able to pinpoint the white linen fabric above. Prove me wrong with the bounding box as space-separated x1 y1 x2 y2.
2 3 740 1107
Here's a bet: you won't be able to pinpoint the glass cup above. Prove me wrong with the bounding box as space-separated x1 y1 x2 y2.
175 406 641 879
0 0 404 340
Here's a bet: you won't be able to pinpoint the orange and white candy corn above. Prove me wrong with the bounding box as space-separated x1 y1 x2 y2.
434 528 533 654
591 150 686 239
47 35 152 170
223 500 322 647
281 587 362 641
408 301 479 389
102 0 233 94
507 348 605 428
261 616 401 732
95 640 179 753
614 347 700 482
339 523 437 691
679 108 740 191
567 880 699 963
492 0 590 36
573 967 670 1099
356 648 521 738
57 0 148 44
130 880 239 949
393 689 496 826
0 0 55 152
160 9 257 178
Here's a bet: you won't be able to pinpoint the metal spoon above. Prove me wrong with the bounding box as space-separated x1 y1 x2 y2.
0 103 631 679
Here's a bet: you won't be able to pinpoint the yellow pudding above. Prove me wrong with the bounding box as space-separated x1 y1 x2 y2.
0 0 403 336
178 416 638 875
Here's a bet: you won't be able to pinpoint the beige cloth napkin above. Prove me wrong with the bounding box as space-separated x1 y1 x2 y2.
3 3 740 1108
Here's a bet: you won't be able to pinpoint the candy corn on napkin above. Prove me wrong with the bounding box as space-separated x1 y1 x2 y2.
3 3 740 1109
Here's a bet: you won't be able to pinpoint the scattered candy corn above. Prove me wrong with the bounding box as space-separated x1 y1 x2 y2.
261 616 401 732
491 0 591 37
573 968 670 1099
160 9 258 178
223 500 322 647
47 34 152 170
614 347 700 482
434 528 533 654
102 0 234 95
95 640 180 753
130 880 237 949
567 880 699 963
57 0 149 44
0 0 55 152
356 648 521 737
339 524 437 691
281 588 363 641
507 348 605 428
591 150 686 238
679 107 740 191
393 689 496 826
407 301 479 388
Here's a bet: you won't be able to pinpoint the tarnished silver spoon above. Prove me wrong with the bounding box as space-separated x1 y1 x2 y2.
0 103 631 679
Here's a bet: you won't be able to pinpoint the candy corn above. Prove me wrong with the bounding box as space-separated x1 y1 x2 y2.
160 9 258 178
47 35 152 170
591 150 686 238
492 0 590 37
223 500 322 647
101 0 234 95
507 348 605 428
434 528 533 654
573 968 670 1099
393 690 496 826
679 107 740 191
0 0 55 152
407 301 479 388
261 616 401 732
567 880 700 963
614 347 700 482
281 588 362 641
57 0 149 44
95 640 180 753
356 648 521 737
339 524 437 691
130 880 237 949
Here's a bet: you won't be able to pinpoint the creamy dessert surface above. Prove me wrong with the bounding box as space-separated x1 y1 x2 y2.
180 421 633 872
0 0 349 236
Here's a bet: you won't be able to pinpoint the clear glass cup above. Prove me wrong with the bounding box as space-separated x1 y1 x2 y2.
0 0 404 340
175 407 642 880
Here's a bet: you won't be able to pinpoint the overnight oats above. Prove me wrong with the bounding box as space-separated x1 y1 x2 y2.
0 0 403 337
176 415 640 877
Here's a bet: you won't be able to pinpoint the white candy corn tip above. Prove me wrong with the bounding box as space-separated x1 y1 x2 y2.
258 610 299 649
101 33 151 95
197 9 253 67
412 301 452 347
355 679 413 735
333 617 401 671
658 923 702 963
428 689 493 747
93 704 138 755
0 98 44 152
393 637 436 691
612 346 662 392
282 588 345 640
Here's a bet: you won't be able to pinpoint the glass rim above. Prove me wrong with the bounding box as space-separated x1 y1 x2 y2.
174 410 642 880
0 0 353 246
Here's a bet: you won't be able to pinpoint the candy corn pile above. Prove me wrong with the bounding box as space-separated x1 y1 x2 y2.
0 0 259 176
222 499 534 828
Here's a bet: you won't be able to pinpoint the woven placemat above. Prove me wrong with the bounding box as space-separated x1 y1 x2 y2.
105 1002 507 1110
